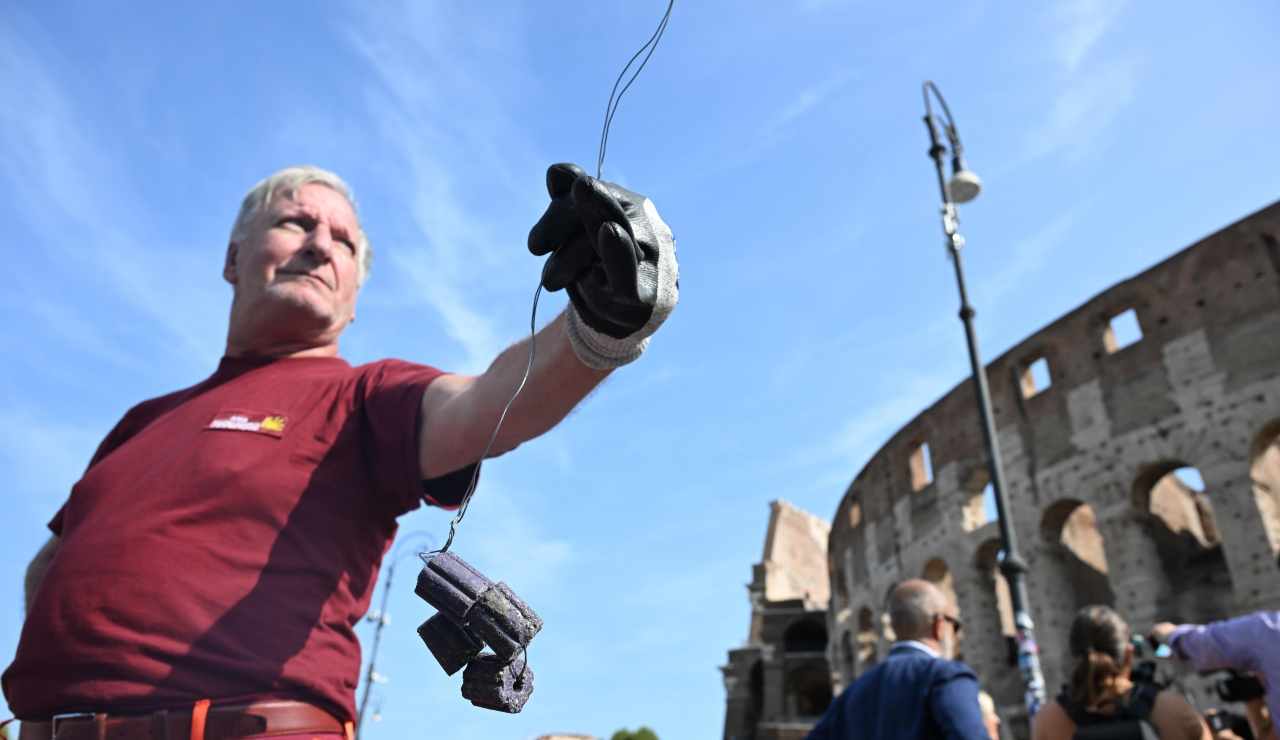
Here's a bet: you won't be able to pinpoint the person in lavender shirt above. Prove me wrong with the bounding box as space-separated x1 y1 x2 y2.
1151 612 1280 740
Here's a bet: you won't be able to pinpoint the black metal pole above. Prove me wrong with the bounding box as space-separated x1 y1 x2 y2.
355 532 433 739
356 556 395 739
922 83 1046 718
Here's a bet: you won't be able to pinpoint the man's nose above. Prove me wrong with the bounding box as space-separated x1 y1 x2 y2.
302 224 335 261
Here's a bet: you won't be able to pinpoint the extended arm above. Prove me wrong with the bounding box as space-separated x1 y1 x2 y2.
419 310 608 478
24 535 59 614
1161 614 1275 673
419 163 677 479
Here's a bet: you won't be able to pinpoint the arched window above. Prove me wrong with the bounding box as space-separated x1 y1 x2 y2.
975 539 1014 637
783 618 828 653
841 630 855 678
856 607 878 674
1040 499 1115 610
1249 421 1280 562
785 664 833 718
1135 462 1234 622
922 558 961 617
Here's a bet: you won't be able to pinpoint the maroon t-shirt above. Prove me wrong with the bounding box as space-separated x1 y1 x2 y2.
3 355 470 721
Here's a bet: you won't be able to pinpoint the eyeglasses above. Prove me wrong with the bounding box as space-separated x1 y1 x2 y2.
939 614 963 635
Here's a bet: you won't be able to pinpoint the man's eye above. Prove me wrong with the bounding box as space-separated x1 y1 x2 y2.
341 239 357 254
278 217 315 231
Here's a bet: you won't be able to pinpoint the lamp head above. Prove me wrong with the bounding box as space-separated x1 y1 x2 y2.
947 155 982 204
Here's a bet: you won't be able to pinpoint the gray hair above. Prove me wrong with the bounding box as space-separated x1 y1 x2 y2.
887 579 948 640
229 165 374 284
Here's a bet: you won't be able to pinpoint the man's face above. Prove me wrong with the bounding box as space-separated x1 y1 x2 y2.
937 611 962 660
224 183 364 346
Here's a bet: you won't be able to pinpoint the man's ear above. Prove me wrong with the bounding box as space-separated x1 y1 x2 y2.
224 242 239 285
929 614 944 642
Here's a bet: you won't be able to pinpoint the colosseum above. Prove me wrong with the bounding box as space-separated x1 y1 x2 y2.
723 200 1280 739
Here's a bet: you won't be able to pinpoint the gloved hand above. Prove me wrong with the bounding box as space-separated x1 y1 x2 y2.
528 163 678 369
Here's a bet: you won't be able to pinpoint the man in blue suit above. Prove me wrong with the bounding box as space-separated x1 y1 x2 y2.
806 579 990 739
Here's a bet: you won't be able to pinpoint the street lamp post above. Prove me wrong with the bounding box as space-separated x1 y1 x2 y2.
921 81 1046 718
355 531 434 739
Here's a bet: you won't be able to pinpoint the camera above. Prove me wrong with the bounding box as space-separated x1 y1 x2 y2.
1216 671 1266 703
1205 709 1254 740
1132 634 1171 660
1128 636 1163 687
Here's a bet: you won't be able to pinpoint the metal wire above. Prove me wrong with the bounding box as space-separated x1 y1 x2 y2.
597 0 676 179
430 1 676 556
432 282 543 555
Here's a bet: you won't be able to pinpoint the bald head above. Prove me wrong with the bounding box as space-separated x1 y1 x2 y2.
888 579 949 641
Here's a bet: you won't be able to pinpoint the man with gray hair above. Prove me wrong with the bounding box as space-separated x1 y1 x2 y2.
3 163 678 739
806 579 989 739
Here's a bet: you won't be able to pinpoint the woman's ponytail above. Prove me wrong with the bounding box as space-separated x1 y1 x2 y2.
1067 606 1131 710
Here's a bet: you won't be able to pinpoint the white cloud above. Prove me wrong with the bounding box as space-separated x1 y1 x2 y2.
764 370 956 499
345 3 548 373
16 288 152 375
1022 56 1143 165
1053 0 1127 74
758 69 856 144
973 210 1077 310
0 14 226 371
1010 0 1140 168
823 373 953 471
721 67 857 170
0 403 102 512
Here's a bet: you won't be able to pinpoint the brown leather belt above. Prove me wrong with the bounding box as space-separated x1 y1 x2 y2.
19 700 346 740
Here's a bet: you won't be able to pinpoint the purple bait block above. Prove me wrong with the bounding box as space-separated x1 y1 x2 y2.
414 551 492 621
460 652 534 713
468 582 544 661
417 612 484 676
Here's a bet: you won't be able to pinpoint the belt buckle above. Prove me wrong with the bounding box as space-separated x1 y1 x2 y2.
50 712 96 738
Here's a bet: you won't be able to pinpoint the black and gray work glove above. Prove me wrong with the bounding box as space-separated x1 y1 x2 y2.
528 163 679 369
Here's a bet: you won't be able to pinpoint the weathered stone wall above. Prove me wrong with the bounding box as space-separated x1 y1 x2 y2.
723 501 832 740
825 201 1280 736
761 500 832 606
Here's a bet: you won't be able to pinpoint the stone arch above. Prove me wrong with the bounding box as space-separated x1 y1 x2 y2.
974 540 1015 637
1133 461 1235 622
880 610 896 645
783 617 828 654
785 663 833 718
972 538 1021 709
855 606 878 676
922 557 961 616
840 629 855 679
922 558 965 660
961 465 994 532
747 659 763 734
1248 420 1280 561
830 551 849 606
1038 499 1115 653
841 493 871 589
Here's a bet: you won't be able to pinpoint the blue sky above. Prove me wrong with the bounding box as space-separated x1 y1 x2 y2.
2 1 1278 738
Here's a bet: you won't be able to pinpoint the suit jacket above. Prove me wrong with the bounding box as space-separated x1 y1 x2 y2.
806 643 989 740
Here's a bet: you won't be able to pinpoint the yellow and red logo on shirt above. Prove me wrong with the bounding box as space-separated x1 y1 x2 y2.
206 410 289 438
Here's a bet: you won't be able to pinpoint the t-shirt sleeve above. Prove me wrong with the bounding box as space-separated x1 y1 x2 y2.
421 464 478 511
358 359 478 516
